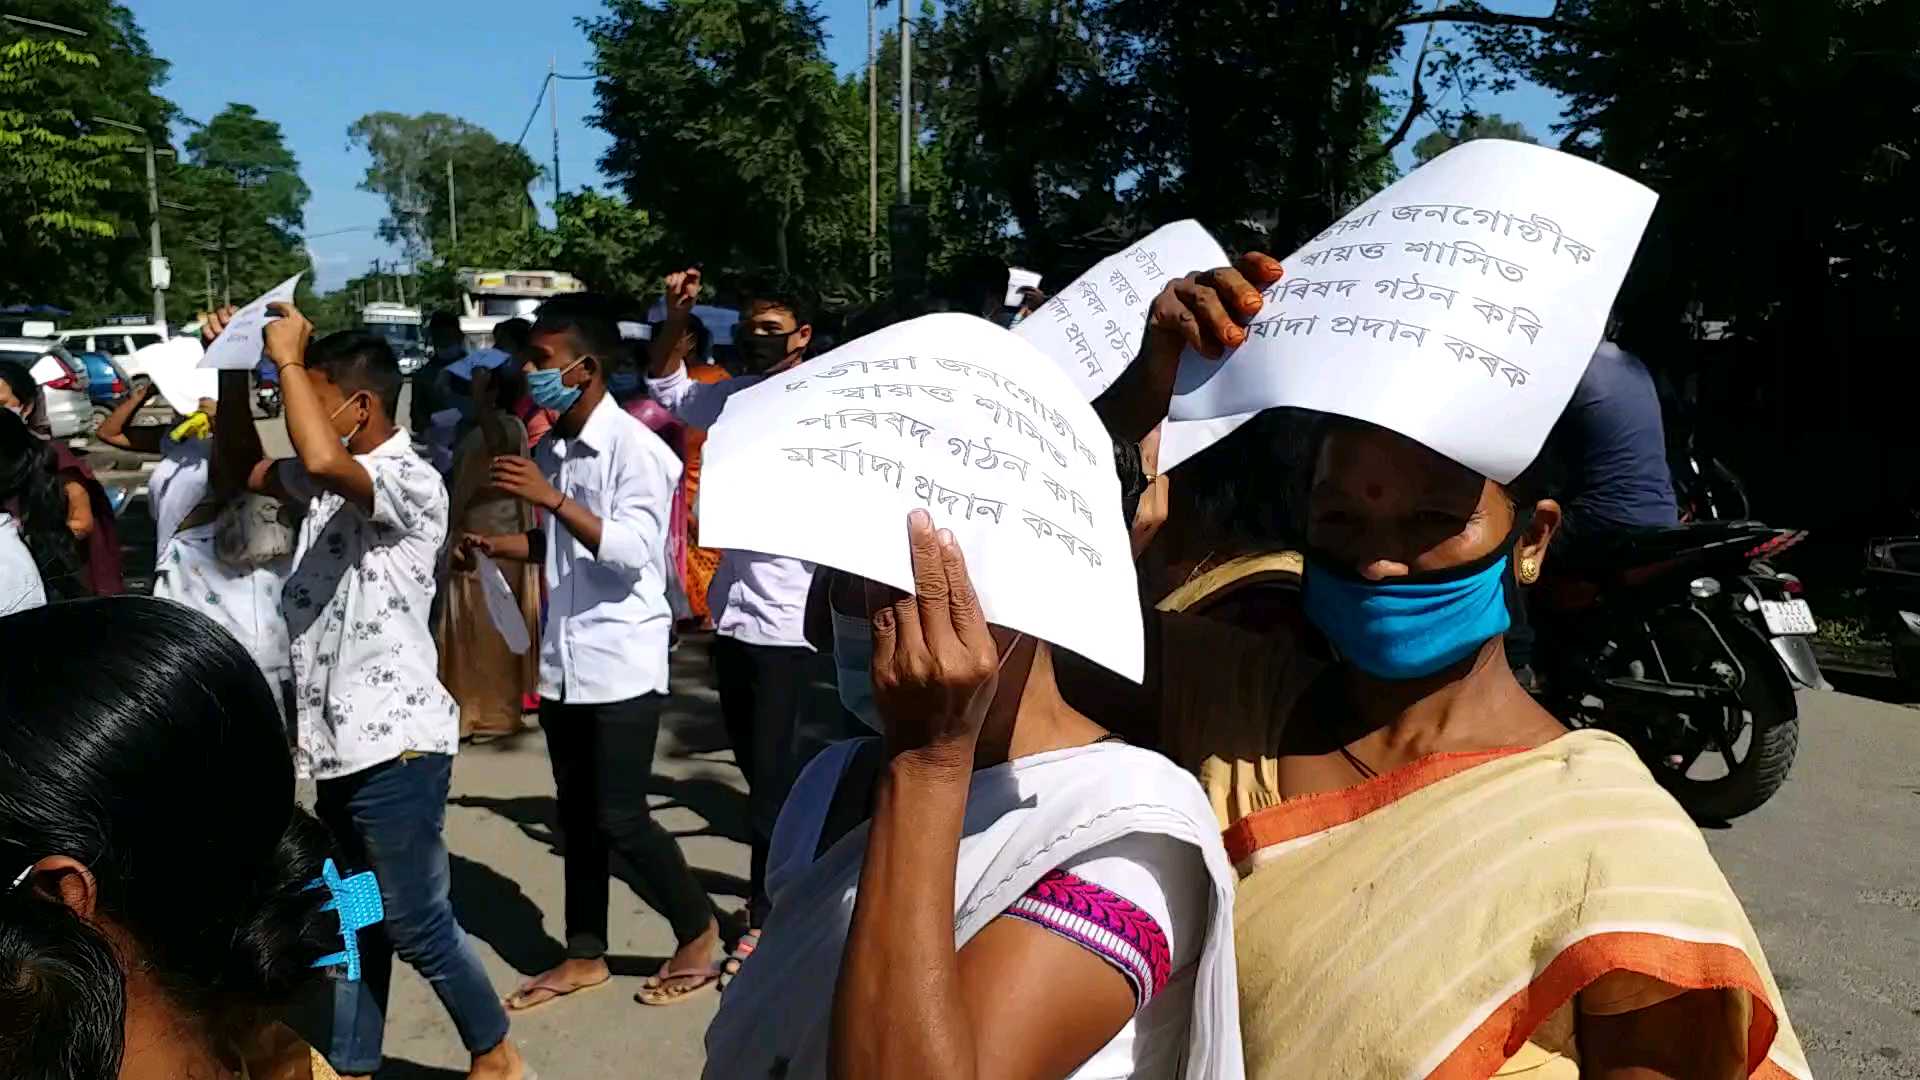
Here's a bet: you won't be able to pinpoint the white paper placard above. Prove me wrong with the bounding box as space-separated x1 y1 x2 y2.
137 336 216 414
28 355 65 384
1169 141 1655 483
700 313 1143 681
199 271 304 370
1003 267 1043 308
1016 220 1228 401
474 552 531 655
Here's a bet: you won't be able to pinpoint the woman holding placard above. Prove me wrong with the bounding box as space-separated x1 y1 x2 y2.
703 510 1241 1080
1098 257 1810 1079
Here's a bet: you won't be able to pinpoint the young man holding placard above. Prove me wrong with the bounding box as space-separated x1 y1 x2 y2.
458 292 723 1009
216 302 524 1080
645 267 863 981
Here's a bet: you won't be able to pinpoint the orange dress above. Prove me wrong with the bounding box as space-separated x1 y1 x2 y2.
682 363 731 624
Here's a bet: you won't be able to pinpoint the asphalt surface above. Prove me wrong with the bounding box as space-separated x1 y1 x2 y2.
77 403 1919 1079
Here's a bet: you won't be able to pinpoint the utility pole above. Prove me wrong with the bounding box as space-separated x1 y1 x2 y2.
867 0 878 289
94 116 171 329
549 54 562 207
394 264 407 308
447 157 459 249
897 1 910 206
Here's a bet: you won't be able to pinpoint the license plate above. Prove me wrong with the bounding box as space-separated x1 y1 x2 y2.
1760 598 1818 636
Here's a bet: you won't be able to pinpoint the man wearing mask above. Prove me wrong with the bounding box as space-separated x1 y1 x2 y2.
644 267 860 987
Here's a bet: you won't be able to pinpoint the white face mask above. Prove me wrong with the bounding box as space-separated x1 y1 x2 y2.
329 392 365 448
830 609 881 732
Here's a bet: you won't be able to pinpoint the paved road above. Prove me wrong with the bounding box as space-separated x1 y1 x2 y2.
1705 686 1920 1080
83 406 1918 1079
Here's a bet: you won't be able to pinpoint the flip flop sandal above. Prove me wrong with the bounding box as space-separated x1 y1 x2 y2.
634 966 720 1007
504 971 613 1014
717 929 761 994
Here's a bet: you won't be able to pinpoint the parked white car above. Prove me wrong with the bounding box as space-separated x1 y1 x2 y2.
57 322 169 376
0 338 92 439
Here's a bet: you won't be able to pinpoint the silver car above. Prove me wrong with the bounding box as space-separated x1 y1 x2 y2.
0 338 92 439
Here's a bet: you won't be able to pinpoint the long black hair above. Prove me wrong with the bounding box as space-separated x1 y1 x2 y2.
0 408 85 600
0 597 338 1079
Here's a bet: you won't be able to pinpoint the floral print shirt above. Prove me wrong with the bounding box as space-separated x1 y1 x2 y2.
279 431 457 779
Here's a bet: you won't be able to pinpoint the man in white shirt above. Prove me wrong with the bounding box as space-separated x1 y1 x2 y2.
228 303 523 1080
460 293 720 1010
645 269 862 959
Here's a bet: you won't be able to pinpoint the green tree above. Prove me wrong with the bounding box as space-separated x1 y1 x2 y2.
584 0 865 287
1412 112 1536 164
347 111 543 269
166 103 312 311
549 190 663 297
0 1 176 312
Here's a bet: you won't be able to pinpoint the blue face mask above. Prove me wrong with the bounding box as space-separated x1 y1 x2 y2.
608 370 641 398
526 356 587 413
831 609 882 732
1302 553 1513 680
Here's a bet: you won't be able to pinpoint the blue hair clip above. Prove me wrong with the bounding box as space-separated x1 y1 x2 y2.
307 858 384 981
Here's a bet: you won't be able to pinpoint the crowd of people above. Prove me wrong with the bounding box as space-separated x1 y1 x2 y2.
0 238 1812 1080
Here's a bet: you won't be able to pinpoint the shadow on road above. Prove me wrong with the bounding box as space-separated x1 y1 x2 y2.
449 790 750 962
1820 666 1918 709
448 851 566 976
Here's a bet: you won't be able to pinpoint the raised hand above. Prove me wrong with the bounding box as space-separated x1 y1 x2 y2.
867 510 1002 764
261 302 313 371
199 305 239 347
664 267 702 319
1100 252 1284 443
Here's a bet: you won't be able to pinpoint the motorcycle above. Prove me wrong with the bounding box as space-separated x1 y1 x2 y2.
256 382 282 418
1529 521 1818 822
1862 535 1920 694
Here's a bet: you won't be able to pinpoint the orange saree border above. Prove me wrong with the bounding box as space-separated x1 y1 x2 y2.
1222 746 1528 866
1426 931 1786 1080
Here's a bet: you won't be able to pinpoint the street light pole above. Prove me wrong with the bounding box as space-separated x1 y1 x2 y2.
897 0 910 206
94 115 169 329
447 157 459 249
867 0 878 289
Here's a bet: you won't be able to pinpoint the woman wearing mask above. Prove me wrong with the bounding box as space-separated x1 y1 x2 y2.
0 596 350 1080
0 360 122 594
1093 260 1808 1079
437 365 540 738
706 513 1241 1080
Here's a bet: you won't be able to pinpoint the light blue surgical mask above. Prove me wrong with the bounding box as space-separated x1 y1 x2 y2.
831 609 881 731
526 356 588 413
1301 553 1513 681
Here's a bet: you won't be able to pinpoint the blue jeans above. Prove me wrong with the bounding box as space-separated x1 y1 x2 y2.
315 754 509 1074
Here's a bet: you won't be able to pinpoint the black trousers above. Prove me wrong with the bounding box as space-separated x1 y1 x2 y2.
712 636 863 928
540 695 713 959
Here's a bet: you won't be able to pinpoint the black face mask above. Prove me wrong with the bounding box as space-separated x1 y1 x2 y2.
736 330 793 375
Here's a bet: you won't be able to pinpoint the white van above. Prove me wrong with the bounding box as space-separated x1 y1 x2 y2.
57 322 169 376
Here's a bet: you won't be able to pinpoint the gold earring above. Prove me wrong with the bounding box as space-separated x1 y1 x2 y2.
1518 557 1541 585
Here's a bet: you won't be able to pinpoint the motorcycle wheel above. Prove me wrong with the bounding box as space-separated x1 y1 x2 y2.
1557 613 1798 821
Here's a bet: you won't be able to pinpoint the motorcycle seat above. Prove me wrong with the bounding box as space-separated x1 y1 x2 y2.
1554 521 1776 573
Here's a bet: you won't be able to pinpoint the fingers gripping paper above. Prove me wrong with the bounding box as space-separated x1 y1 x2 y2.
1016 220 1228 401
199 272 304 370
700 314 1144 681
1169 141 1657 483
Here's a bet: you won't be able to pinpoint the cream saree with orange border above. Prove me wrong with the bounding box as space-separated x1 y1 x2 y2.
1222 730 1809 1079
1151 555 1811 1079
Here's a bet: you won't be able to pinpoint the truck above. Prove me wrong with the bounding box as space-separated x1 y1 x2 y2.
359 302 428 374
455 268 585 349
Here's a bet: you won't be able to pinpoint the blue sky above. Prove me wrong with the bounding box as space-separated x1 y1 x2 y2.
128 0 1563 292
